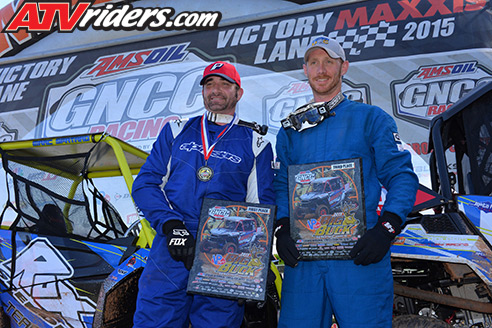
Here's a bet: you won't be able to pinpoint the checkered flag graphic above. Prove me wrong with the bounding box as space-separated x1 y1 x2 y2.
329 21 398 56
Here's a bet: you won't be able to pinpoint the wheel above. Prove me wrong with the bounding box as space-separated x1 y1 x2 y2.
0 306 10 328
222 242 237 254
315 204 330 217
392 315 452 328
99 269 142 328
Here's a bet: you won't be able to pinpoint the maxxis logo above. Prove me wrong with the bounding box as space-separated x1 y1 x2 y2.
2 1 222 33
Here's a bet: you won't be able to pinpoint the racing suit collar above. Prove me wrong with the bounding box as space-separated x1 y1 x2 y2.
206 111 234 125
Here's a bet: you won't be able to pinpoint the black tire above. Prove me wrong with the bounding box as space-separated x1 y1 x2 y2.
392 315 452 328
316 204 330 217
0 306 10 328
223 242 237 254
99 269 142 328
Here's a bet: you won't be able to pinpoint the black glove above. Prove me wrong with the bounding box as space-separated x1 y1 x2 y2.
163 220 195 270
275 217 300 268
349 211 402 266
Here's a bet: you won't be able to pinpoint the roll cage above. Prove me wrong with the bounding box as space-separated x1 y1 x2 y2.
0 133 155 248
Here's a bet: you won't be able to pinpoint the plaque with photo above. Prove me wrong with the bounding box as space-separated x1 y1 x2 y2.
187 198 276 301
288 158 366 260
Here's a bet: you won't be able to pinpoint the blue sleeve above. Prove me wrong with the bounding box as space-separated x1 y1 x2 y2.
273 128 291 220
132 123 184 235
371 111 419 223
255 141 276 205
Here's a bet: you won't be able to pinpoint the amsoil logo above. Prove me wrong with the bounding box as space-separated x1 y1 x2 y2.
83 43 189 78
391 61 492 127
2 2 221 33
416 62 477 80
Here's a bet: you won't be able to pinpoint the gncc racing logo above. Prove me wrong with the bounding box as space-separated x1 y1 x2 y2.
209 206 230 219
39 54 206 149
263 79 370 133
3 2 221 32
295 170 316 184
391 61 492 128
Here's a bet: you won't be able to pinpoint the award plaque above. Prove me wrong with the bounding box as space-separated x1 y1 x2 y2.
288 158 366 260
187 198 276 301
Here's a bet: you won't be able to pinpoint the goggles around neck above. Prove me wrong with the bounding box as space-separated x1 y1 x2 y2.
281 92 344 132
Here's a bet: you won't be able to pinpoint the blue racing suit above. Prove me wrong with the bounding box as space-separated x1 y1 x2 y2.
132 114 275 328
274 97 418 327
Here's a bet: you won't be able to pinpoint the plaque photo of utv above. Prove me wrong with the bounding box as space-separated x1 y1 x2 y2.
199 216 267 255
294 176 358 219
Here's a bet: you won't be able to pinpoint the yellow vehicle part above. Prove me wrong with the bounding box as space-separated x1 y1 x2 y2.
0 133 156 248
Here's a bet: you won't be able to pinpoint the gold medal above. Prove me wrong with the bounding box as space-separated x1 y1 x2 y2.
197 166 214 182
198 113 237 182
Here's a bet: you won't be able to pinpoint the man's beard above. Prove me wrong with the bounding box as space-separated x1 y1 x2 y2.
309 67 343 98
205 90 239 113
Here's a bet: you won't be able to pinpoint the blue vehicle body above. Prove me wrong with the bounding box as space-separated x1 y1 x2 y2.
0 230 149 328
390 81 492 326
0 134 153 328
